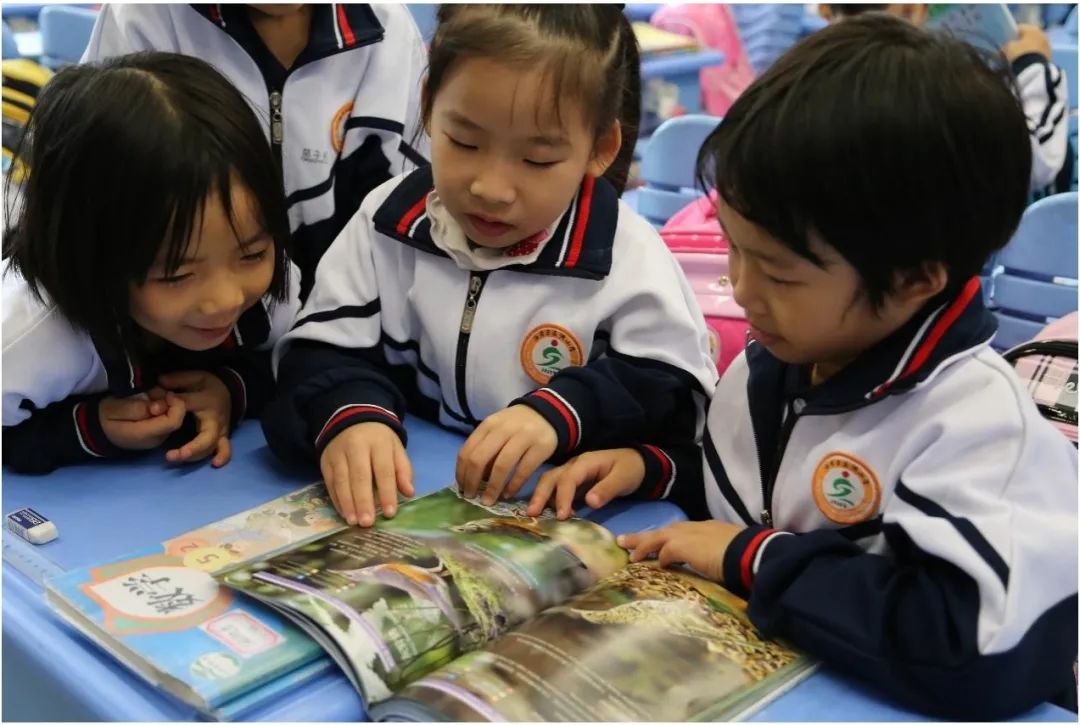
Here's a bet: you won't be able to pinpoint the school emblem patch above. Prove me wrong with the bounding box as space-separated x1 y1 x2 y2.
812 451 881 524
520 324 584 384
330 101 354 153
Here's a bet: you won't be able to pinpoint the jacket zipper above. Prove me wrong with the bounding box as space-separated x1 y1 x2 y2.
757 400 801 527
455 271 488 422
269 88 284 174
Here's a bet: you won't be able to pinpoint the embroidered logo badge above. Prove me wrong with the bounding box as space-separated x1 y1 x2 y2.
812 451 881 524
520 324 584 384
330 101 354 154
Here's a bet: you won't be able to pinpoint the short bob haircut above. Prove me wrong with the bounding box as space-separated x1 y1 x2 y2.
697 14 1032 309
4 52 291 347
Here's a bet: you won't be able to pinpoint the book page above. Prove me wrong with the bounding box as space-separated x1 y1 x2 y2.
219 487 628 704
384 562 813 722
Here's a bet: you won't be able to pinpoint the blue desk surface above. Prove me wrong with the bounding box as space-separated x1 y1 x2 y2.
2 420 1073 722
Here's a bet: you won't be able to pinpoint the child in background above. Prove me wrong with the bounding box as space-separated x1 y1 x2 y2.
3 52 301 473
83 4 429 299
821 3 1073 194
262 5 717 526
529 15 1078 719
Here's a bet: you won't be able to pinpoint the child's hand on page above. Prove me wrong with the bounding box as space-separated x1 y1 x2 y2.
99 391 187 450
456 404 557 505
320 422 414 526
1003 23 1051 61
617 521 745 583
526 448 646 519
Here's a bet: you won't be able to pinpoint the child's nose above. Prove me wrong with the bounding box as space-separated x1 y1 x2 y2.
469 163 516 205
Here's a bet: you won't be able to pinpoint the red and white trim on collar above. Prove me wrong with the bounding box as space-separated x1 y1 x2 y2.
868 277 983 399
332 3 357 49
554 176 595 270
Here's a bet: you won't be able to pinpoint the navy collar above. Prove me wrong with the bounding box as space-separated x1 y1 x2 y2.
371 165 620 280
192 4 384 87
747 277 996 414
92 302 273 397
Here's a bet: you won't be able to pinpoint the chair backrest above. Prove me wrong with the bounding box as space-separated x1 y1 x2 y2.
405 4 437 43
637 114 721 227
1052 44 1078 112
992 192 1079 350
2 21 19 59
38 4 96 69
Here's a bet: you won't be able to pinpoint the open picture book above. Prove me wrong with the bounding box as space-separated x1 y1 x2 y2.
217 487 815 721
44 483 349 719
926 4 1019 51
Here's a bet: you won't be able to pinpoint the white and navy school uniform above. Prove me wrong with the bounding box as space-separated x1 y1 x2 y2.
262 166 718 465
82 3 429 297
638 278 1078 719
1013 52 1073 194
2 267 301 474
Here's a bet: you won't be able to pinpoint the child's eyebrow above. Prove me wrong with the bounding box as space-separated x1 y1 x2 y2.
238 229 271 248
527 133 570 148
445 110 484 132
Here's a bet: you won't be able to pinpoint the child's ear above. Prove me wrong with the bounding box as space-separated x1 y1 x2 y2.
586 121 623 178
894 261 948 304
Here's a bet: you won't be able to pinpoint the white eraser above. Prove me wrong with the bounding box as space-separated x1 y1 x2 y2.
6 507 58 544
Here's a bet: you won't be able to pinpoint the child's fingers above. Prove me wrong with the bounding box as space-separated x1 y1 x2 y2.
502 445 552 502
526 467 561 517
347 448 376 527
584 470 636 510
483 436 530 505
455 426 485 493
106 397 153 422
211 437 231 468
458 429 506 499
320 457 342 516
370 444 399 518
329 456 357 525
657 540 689 570
393 443 415 498
554 476 580 520
146 386 169 401
617 529 668 560
166 426 217 463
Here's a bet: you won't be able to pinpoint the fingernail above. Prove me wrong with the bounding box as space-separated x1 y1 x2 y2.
359 514 373 527
385 506 396 518
347 515 357 525
616 535 626 545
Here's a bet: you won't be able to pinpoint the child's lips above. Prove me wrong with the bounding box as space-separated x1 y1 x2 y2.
467 214 514 236
189 324 232 340
748 323 781 345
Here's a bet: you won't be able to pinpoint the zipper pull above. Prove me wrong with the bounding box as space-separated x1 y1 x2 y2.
269 91 283 145
761 509 773 527
460 274 483 333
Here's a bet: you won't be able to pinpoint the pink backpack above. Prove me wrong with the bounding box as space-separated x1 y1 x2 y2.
649 4 756 116
660 191 750 375
1003 312 1078 444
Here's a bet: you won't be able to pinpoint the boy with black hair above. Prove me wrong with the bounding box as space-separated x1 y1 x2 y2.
820 3 1073 194
528 15 1078 720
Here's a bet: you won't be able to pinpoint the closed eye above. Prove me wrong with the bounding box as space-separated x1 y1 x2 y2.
447 135 477 150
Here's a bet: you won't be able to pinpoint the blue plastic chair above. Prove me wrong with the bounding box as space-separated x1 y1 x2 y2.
992 192 1079 351
2 21 19 59
730 4 803 74
405 4 437 43
38 4 96 69
637 114 721 228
